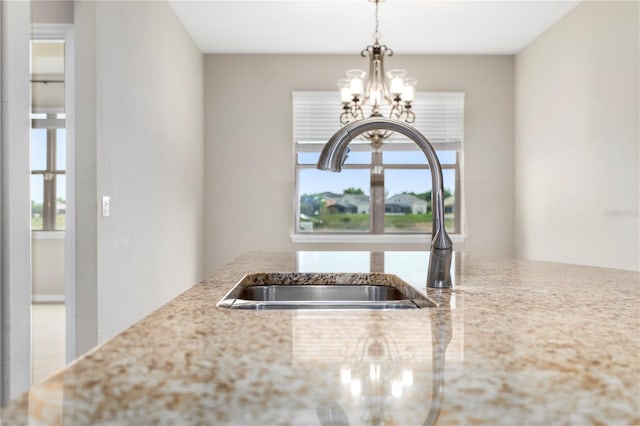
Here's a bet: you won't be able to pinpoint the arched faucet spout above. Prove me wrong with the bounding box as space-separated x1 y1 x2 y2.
317 118 453 288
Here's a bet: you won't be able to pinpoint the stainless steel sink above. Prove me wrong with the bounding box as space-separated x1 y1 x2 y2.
216 273 436 310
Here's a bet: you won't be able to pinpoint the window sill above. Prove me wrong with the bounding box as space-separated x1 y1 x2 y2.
290 233 467 244
31 231 65 240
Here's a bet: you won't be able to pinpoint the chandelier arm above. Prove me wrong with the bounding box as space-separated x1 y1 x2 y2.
359 335 373 364
352 104 365 121
390 335 407 367
340 110 353 125
364 50 377 107
376 46 393 104
404 109 416 124
390 103 404 120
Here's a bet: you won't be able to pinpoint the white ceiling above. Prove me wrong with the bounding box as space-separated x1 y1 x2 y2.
169 0 581 55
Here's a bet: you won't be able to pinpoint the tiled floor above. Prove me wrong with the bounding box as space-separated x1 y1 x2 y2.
31 303 66 385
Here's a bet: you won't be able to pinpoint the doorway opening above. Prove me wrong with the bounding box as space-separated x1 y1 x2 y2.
30 38 66 384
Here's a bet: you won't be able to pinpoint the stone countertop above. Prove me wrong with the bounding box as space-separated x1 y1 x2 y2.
2 251 639 425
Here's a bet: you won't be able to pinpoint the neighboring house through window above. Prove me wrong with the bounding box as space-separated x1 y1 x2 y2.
293 91 464 236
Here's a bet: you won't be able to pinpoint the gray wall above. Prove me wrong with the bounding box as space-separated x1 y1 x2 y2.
204 55 515 273
515 1 639 271
31 1 73 24
75 1 204 348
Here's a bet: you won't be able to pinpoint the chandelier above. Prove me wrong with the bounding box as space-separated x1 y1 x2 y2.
338 0 417 147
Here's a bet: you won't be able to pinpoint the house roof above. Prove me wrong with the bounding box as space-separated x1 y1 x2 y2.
338 194 370 206
386 193 427 206
322 192 342 200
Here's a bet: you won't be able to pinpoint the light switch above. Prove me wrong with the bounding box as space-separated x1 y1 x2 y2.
102 196 110 217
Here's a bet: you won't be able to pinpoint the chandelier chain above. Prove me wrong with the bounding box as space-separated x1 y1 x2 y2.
374 0 381 41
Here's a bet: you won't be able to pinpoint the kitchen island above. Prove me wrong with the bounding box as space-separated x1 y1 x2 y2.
2 251 639 425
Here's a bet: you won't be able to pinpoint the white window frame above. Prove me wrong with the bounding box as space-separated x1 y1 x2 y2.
291 91 465 243
30 114 66 231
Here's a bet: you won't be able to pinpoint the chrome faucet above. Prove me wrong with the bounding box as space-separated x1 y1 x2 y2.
317 118 453 288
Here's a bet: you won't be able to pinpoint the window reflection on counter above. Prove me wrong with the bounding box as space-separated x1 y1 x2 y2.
295 251 457 290
296 251 371 273
383 251 457 292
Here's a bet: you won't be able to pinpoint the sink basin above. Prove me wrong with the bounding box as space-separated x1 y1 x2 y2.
216 273 436 310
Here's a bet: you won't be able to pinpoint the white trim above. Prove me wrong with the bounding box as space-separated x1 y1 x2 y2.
296 141 462 152
31 118 65 129
31 231 65 240
62 25 76 366
30 23 72 41
1 0 32 402
32 294 65 303
31 22 76 366
290 233 467 244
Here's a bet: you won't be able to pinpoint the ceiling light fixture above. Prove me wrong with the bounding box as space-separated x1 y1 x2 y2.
338 0 417 147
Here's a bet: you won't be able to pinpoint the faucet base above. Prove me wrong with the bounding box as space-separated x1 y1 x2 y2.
427 247 453 288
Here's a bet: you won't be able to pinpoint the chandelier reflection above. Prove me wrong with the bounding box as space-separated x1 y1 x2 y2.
339 325 415 425
338 0 417 147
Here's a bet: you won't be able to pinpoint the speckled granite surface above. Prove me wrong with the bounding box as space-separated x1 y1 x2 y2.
1 251 639 425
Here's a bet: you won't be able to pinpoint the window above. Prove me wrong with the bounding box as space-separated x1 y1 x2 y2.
30 114 66 231
293 91 464 236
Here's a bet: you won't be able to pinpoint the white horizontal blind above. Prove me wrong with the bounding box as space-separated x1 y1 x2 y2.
293 91 465 152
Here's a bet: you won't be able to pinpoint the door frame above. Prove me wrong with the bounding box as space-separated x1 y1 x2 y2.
1 0 32 404
31 22 76 365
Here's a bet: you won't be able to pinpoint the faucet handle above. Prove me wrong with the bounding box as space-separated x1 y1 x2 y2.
340 147 351 168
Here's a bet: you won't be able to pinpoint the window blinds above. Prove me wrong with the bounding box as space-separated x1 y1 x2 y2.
293 91 465 152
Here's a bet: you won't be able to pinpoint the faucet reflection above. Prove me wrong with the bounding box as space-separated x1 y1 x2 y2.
424 290 454 426
317 118 454 288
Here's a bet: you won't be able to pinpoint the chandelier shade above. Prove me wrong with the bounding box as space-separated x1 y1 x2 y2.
338 0 417 146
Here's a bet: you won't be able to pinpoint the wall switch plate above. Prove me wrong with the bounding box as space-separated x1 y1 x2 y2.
102 196 110 217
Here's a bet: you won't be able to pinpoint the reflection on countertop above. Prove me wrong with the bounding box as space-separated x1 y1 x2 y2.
1 251 639 425
305 295 454 426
